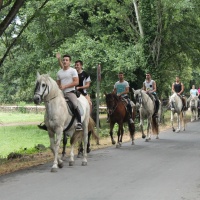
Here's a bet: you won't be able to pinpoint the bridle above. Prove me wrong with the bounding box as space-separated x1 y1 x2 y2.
34 81 57 103
106 94 119 115
34 81 49 100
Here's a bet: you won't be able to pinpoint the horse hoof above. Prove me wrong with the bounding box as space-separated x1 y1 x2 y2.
145 139 149 142
156 136 159 139
58 162 64 168
69 161 74 166
87 148 91 153
112 141 116 145
172 129 175 132
82 161 87 166
132 141 135 145
142 135 146 139
51 168 57 172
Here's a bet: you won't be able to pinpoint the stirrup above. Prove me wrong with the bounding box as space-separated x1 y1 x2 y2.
76 123 83 131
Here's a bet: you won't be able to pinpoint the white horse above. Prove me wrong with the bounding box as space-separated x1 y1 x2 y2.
189 95 198 122
33 73 91 172
169 93 185 132
132 89 161 142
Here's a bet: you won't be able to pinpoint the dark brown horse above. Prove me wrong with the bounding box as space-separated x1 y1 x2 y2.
105 93 136 147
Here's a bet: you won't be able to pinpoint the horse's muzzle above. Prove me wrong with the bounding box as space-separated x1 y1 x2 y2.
33 94 41 105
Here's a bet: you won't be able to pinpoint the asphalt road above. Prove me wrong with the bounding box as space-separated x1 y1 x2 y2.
1 121 200 200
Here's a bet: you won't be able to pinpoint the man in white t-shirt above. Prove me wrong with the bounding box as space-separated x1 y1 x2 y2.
56 54 83 131
143 72 159 117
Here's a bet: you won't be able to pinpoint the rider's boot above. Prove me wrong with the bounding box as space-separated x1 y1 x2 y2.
153 100 159 118
74 107 83 131
38 123 48 131
127 104 134 124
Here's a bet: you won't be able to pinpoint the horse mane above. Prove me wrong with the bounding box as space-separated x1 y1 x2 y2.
106 93 120 101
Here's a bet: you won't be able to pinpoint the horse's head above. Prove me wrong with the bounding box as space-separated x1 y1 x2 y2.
33 72 51 105
190 95 198 109
105 93 119 114
169 93 182 112
132 88 142 108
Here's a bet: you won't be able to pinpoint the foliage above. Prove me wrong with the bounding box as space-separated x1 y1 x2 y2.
0 0 200 103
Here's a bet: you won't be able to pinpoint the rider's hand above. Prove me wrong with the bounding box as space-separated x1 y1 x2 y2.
56 52 61 59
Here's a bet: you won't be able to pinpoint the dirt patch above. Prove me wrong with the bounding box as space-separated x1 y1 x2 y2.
0 123 173 176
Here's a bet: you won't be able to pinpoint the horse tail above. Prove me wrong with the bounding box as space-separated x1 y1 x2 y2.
151 117 159 134
88 117 100 144
70 131 83 145
70 117 100 145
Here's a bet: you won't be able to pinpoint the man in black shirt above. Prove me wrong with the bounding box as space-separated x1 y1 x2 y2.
75 60 92 113
171 76 187 110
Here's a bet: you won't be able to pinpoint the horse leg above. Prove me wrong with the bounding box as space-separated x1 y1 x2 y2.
110 123 116 145
49 130 63 172
116 123 123 148
140 118 146 139
82 127 88 166
87 131 92 153
181 112 185 131
62 132 68 160
171 111 175 132
145 119 151 142
176 114 181 132
77 142 83 158
129 123 135 145
191 109 195 122
196 110 198 120
77 130 91 158
69 145 75 166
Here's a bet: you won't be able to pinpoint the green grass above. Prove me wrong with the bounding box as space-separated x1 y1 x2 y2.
0 125 50 158
0 110 191 158
0 112 44 124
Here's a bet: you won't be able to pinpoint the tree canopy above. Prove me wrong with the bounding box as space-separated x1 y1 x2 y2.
0 0 200 103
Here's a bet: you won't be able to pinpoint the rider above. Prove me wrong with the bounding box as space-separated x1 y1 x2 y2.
198 85 200 108
171 76 187 111
57 54 83 131
187 85 198 105
111 72 134 124
38 54 82 131
56 53 92 114
142 72 159 117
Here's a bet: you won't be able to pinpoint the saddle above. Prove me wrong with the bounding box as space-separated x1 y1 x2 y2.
65 98 84 116
147 93 159 116
177 94 187 111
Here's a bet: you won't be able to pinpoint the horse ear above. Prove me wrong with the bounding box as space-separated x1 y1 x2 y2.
132 88 135 93
104 92 107 96
37 72 40 78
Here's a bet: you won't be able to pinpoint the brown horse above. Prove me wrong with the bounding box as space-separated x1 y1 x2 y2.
105 93 136 147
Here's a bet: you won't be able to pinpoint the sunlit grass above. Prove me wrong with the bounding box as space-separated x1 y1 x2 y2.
0 125 50 158
0 112 44 124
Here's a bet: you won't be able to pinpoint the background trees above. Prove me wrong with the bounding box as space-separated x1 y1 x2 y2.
0 0 200 103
